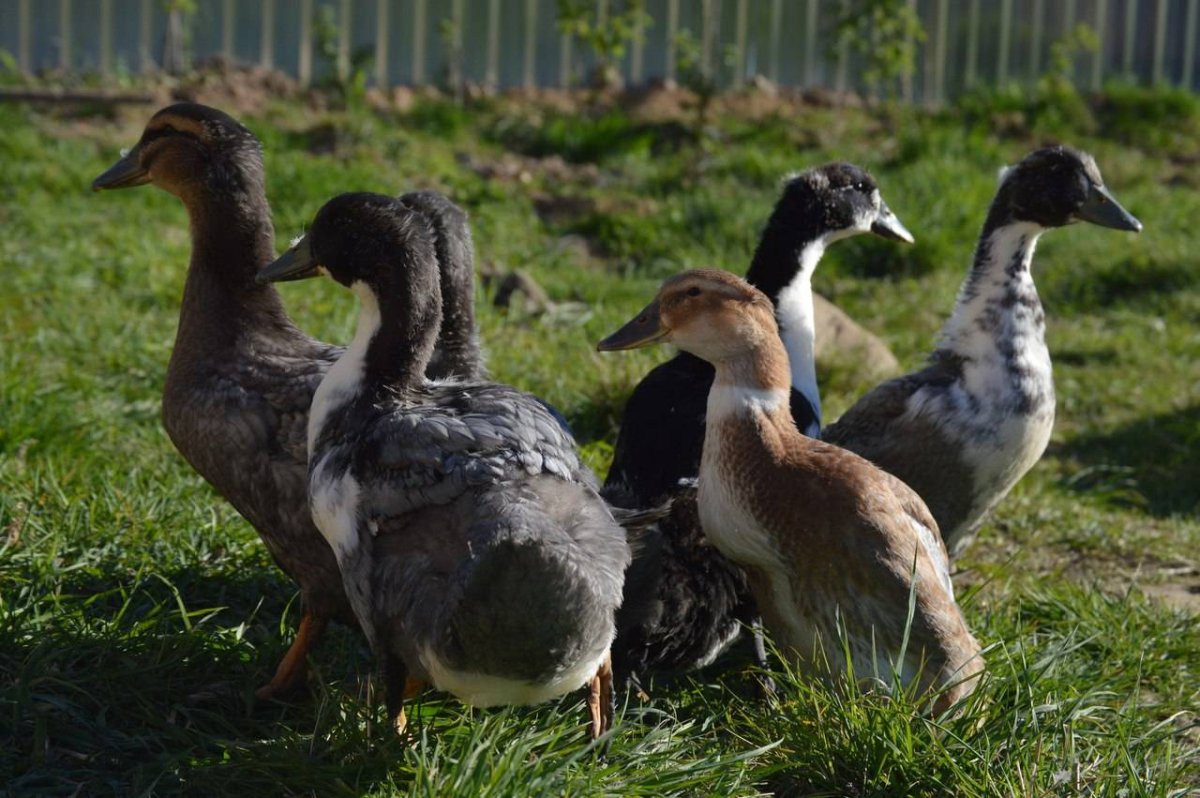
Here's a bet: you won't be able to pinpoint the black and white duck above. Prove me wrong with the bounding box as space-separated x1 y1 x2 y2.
91 103 485 698
257 192 630 737
606 164 913 684
822 147 1142 557
600 269 983 715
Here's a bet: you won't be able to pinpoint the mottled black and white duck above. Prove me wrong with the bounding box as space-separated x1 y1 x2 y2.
823 147 1142 556
92 103 484 698
605 164 913 684
600 269 983 714
258 192 629 737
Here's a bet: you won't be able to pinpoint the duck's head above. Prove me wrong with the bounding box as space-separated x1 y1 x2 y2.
92 102 264 200
598 270 777 364
257 192 440 302
775 162 914 245
990 146 1142 232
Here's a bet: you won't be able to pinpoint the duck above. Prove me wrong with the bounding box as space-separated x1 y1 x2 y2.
91 103 486 698
605 164 914 685
822 146 1142 557
257 192 630 737
599 269 984 714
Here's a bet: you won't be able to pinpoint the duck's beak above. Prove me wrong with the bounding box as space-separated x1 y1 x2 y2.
1076 184 1143 232
256 235 321 283
597 300 670 351
92 149 151 191
870 201 915 243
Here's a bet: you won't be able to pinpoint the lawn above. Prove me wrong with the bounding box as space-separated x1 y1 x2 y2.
1 75 1197 796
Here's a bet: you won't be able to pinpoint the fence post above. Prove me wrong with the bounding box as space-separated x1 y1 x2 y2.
933 0 948 105
451 0 464 91
665 0 678 82
902 0 915 102
140 0 153 72
1153 0 1168 84
998 0 1012 85
261 0 275 70
805 0 818 86
338 0 351 81
768 0 781 83
299 0 313 87
631 2 646 84
486 0 500 90
1124 0 1138 77
1092 0 1107 89
58 0 70 71
965 0 980 88
1030 0 1043 80
560 12 572 86
701 0 715 82
99 0 113 75
734 0 748 86
523 0 537 88
1185 0 1198 87
18 0 30 73
412 0 426 84
374 0 387 87
222 0 234 60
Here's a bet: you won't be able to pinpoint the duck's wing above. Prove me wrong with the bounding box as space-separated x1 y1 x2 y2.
351 383 586 521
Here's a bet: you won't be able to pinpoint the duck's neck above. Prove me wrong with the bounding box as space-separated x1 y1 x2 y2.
176 189 296 348
745 220 832 423
428 263 484 381
309 282 439 449
936 219 1052 412
704 340 796 439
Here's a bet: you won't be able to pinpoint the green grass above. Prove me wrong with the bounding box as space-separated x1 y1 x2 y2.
1 84 1197 796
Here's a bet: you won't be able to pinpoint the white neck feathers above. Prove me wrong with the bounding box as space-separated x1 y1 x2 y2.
308 282 380 451
773 239 826 421
707 383 790 421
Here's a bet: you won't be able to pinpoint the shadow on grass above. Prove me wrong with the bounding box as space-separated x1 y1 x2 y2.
1054 403 1200 517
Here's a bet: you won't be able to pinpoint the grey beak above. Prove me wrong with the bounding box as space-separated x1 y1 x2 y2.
1076 184 1143 233
256 235 321 283
870 202 915 244
92 149 150 191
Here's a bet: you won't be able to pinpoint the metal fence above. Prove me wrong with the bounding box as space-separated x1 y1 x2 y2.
2 1 1199 102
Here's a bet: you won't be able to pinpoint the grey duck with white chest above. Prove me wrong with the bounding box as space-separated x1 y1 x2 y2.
91 103 487 699
600 270 983 714
822 147 1142 557
258 193 629 737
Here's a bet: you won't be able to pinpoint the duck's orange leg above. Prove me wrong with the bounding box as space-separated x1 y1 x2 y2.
586 651 615 739
255 611 328 700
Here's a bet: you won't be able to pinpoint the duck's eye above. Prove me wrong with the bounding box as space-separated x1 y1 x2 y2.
686 286 702 297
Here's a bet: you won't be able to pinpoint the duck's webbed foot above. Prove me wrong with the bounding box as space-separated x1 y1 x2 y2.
255 611 329 700
586 651 615 739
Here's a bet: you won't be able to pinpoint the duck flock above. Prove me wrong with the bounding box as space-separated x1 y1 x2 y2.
92 102 1142 737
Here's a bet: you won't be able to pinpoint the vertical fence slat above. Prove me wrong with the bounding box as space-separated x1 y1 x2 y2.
18 0 31 73
998 0 1013 85
768 0 781 83
412 0 426 84
665 0 678 82
100 0 112 74
58 0 70 71
966 0 980 87
299 0 312 87
1184 0 1198 87
804 0 818 86
1124 0 1138 76
835 0 848 95
902 0 915 101
701 0 715 79
338 0 351 81
486 0 500 89
523 0 537 88
560 12 572 86
1153 0 1168 84
261 0 275 69
222 0 234 60
373 0 387 87
1030 0 1044 80
733 0 747 86
1092 0 1108 89
631 2 645 84
140 0 153 72
933 0 948 104
451 0 464 89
